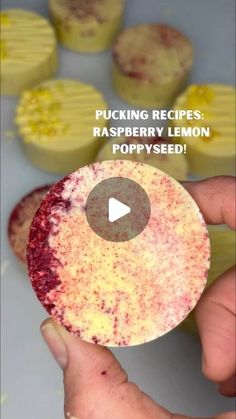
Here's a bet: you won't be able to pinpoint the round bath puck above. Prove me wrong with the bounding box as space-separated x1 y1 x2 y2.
8 185 51 264
27 161 210 346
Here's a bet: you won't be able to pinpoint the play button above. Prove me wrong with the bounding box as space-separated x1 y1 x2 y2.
85 177 151 242
108 198 131 223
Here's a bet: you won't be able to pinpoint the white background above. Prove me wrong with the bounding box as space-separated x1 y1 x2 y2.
1 0 235 418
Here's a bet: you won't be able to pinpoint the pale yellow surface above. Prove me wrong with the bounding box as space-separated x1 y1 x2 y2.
96 136 188 180
15 79 107 173
112 24 193 108
173 84 236 176
49 0 125 52
43 161 210 346
0 9 57 96
182 225 236 333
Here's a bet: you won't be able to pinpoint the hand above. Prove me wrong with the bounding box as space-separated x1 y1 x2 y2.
41 176 236 419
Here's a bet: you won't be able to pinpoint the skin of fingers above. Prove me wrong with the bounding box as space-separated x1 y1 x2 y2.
184 178 236 390
41 319 212 419
215 414 236 419
183 176 236 230
195 267 236 388
41 319 170 419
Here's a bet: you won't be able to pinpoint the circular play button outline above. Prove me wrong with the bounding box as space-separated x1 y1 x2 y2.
85 177 151 242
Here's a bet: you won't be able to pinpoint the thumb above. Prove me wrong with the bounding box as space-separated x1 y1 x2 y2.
41 318 172 419
41 318 129 418
41 319 234 419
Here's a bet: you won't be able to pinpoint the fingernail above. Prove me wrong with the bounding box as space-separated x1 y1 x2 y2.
41 322 68 369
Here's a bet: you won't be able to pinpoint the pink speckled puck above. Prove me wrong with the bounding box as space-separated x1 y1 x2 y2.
27 161 210 346
8 185 52 264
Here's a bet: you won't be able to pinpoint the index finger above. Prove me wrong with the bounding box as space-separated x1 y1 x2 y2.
183 176 236 230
